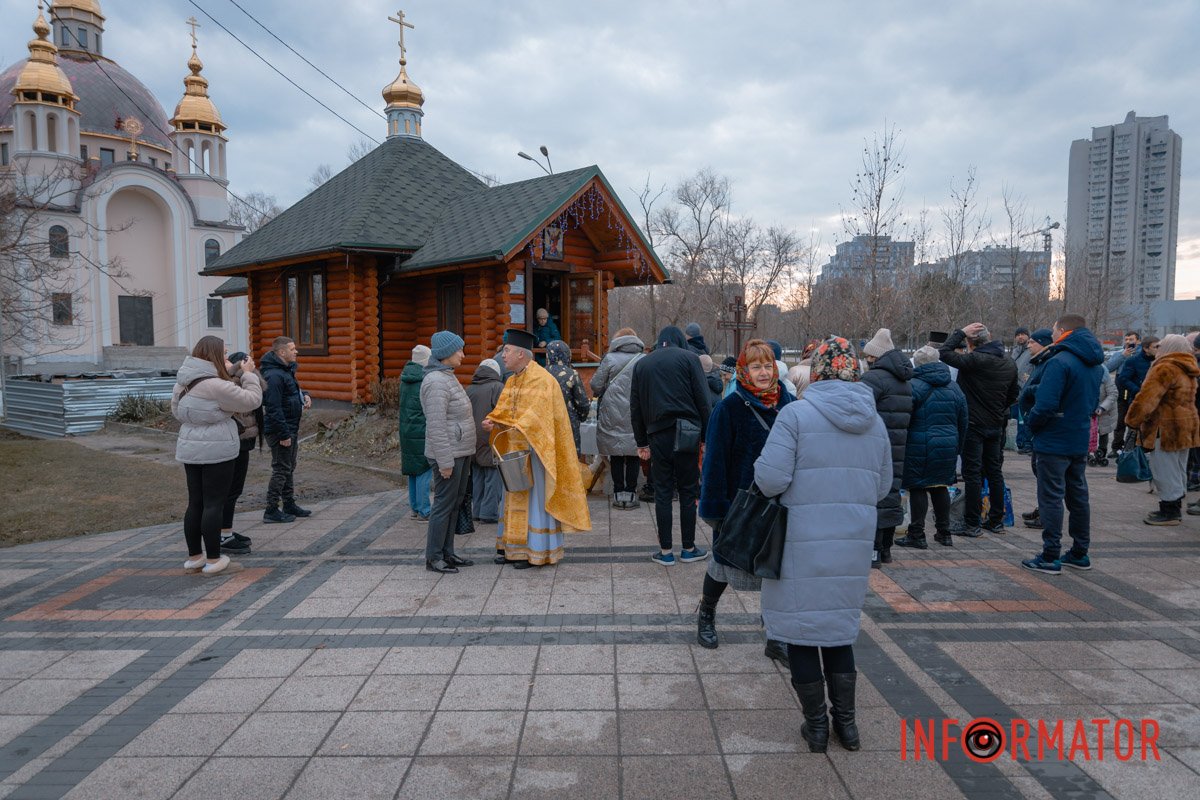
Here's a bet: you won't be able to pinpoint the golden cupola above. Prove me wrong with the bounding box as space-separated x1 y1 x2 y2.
169 37 225 134
50 0 104 16
13 2 78 107
382 62 424 110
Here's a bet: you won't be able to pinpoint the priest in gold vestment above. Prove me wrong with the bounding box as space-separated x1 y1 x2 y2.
483 329 591 568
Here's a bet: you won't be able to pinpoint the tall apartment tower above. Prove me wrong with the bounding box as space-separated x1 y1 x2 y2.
1066 111 1182 333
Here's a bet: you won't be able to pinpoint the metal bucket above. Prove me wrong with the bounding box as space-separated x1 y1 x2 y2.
492 427 533 492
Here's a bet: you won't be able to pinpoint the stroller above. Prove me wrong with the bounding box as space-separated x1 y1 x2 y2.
1087 416 1109 467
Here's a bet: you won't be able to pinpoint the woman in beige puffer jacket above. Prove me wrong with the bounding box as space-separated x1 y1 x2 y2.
172 336 262 575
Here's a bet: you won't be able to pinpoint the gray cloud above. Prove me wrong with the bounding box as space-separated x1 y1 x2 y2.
3 0 1196 292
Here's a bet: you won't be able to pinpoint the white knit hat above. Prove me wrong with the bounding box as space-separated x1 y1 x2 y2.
863 328 894 358
913 345 940 367
412 345 431 366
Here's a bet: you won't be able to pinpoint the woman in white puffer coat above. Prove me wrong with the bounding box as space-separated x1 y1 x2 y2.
172 336 263 575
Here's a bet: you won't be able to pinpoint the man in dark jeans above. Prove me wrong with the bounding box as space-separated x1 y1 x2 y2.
631 326 711 566
260 336 312 523
940 323 1019 537
1021 314 1104 574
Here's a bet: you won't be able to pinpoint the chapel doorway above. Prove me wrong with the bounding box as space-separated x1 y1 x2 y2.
530 269 599 352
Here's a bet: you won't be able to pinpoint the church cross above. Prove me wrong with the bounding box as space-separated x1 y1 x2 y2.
388 9 415 62
186 16 201 49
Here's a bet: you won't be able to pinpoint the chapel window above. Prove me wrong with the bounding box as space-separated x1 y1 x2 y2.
284 270 328 354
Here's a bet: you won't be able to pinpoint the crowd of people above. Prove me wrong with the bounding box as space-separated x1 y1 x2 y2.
170 310 1200 753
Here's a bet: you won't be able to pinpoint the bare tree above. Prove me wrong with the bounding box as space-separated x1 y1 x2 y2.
841 123 906 331
1 159 130 361
941 166 988 283
714 219 799 327
346 138 376 163
308 163 333 192
656 167 731 327
787 228 823 346
632 175 667 336
228 191 282 234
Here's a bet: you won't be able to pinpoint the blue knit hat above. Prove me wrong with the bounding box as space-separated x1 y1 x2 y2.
430 330 465 361
1030 328 1053 346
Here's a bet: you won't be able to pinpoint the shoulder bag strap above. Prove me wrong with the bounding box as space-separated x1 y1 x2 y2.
743 400 772 432
180 375 215 397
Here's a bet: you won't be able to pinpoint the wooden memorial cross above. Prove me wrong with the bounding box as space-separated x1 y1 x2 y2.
716 295 755 355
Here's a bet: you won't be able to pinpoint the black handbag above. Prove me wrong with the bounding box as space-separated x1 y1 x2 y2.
712 484 788 579
674 418 701 454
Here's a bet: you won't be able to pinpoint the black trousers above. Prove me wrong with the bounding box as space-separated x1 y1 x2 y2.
787 644 855 684
962 425 1005 527
873 525 895 551
425 456 471 562
266 436 299 508
649 427 700 551
907 486 951 536
1113 394 1130 452
610 455 642 494
222 442 253 529
185 460 236 558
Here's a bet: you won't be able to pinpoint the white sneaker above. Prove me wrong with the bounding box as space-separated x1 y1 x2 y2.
202 555 243 576
184 557 205 573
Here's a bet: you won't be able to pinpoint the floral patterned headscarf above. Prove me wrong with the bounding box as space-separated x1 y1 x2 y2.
735 344 781 408
811 337 860 382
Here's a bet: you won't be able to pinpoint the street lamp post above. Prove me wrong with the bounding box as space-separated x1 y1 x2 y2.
517 145 553 175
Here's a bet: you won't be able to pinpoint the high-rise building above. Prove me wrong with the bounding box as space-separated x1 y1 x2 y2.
817 235 914 284
1066 111 1182 333
916 246 1051 295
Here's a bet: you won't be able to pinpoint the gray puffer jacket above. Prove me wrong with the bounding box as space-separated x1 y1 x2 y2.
1096 367 1118 436
590 334 644 456
172 356 263 465
753 380 892 648
419 362 477 471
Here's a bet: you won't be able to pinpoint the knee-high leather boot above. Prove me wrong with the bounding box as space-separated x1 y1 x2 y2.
826 672 861 751
791 678 829 753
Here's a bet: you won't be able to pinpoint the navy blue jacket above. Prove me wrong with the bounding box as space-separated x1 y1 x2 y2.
1027 328 1105 456
902 362 968 489
1018 348 1051 416
700 385 795 565
1117 348 1154 395
260 351 306 439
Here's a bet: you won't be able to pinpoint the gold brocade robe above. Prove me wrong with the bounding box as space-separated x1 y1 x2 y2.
487 362 591 546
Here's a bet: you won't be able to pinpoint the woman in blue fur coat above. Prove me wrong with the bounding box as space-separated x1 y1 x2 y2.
697 339 796 662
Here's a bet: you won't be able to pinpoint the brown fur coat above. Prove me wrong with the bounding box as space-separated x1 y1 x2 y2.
1125 352 1200 452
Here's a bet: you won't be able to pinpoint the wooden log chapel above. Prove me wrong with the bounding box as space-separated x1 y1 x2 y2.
205 13 666 402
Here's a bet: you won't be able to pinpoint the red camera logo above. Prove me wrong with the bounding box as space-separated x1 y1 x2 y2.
901 717 1161 762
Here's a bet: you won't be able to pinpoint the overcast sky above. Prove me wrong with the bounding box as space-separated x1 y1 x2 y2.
5 0 1199 297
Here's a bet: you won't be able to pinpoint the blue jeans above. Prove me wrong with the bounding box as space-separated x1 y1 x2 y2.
1035 453 1090 559
408 468 432 517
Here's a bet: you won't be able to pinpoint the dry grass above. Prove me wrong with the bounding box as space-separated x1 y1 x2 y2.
0 428 185 547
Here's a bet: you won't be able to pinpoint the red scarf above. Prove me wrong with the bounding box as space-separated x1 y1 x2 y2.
736 354 780 408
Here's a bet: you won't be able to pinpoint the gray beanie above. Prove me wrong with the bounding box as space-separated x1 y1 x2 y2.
430 331 465 361
479 358 501 378
685 322 702 338
863 328 894 358
412 345 431 366
913 345 940 367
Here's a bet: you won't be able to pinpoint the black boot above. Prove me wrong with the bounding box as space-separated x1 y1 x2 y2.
697 597 719 649
879 547 892 564
1145 500 1183 526
763 639 788 665
895 527 928 549
826 672 861 751
791 679 830 753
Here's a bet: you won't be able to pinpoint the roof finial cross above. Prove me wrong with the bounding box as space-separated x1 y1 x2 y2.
186 16 201 50
387 9 414 63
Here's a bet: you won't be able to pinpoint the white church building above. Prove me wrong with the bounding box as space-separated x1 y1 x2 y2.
0 0 247 376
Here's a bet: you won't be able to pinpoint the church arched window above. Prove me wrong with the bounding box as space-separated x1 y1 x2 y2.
49 225 69 258
204 239 221 266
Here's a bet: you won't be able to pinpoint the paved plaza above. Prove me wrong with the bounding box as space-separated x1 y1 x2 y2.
1 463 1199 799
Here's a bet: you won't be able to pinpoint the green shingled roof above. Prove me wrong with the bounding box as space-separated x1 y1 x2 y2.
203 137 664 280
210 277 247 297
400 165 598 271
205 136 484 272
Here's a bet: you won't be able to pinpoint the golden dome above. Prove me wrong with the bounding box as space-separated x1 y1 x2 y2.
13 5 77 103
50 0 104 19
382 61 424 109
169 47 224 133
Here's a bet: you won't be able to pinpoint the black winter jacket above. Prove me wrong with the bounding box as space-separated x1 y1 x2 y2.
260 350 305 439
631 326 711 445
939 330 1019 428
862 348 913 527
